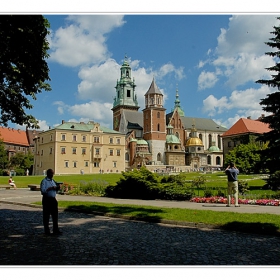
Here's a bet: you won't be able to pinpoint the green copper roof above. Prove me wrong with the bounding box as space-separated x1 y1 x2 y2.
208 145 220 152
166 134 181 144
54 121 121 134
137 139 148 145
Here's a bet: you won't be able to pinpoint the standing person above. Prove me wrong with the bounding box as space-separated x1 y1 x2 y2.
8 176 17 189
225 162 240 207
40 169 62 235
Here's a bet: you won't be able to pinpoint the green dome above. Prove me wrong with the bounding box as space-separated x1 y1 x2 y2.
137 139 148 145
208 145 220 152
166 134 181 144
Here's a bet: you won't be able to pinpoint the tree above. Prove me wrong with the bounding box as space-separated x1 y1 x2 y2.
256 17 280 173
0 15 51 128
0 138 8 170
224 142 267 174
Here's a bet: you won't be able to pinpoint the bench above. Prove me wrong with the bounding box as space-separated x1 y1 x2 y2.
28 184 41 191
0 184 12 189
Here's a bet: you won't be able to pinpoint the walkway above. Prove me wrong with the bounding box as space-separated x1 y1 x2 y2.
0 188 279 265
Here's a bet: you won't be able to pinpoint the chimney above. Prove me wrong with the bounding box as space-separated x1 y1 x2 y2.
62 120 65 124
247 116 251 119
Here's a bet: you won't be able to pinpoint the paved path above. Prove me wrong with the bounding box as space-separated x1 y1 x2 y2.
0 188 280 265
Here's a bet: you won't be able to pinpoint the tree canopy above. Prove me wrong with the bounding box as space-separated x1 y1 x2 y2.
256 17 280 173
0 15 51 128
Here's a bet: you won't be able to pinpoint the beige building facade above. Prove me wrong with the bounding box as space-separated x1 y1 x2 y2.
33 121 126 175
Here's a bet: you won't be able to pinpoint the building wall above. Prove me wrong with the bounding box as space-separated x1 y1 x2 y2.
33 128 126 175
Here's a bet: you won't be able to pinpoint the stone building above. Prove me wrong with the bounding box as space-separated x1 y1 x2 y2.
33 121 126 175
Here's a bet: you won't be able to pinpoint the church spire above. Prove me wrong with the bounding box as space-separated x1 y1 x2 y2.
172 85 185 116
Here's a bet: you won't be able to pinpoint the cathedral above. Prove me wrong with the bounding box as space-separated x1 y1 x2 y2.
112 57 227 172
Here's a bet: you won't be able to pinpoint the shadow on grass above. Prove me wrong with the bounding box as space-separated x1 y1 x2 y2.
64 204 163 223
220 221 280 236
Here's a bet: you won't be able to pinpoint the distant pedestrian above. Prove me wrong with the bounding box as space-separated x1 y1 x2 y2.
26 169 29 176
225 162 239 207
40 169 62 235
8 176 17 189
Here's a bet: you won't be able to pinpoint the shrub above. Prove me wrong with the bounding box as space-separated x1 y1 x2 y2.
265 171 280 191
67 180 108 196
105 167 160 199
238 180 249 195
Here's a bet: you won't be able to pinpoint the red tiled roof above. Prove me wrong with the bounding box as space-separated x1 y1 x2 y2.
221 118 271 137
0 127 29 146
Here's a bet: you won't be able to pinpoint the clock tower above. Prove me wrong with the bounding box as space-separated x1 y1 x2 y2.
112 55 140 131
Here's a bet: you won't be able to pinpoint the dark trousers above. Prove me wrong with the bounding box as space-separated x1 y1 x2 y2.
42 196 59 233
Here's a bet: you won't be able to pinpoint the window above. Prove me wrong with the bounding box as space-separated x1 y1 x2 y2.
65 161 69 168
50 148 52 154
82 148 86 155
117 149 120 156
73 162 77 168
117 138 120 144
94 136 99 143
61 147 66 154
94 162 100 167
113 162 117 168
82 135 86 142
207 155 211 165
72 148 77 154
125 152 129 161
127 89 131 97
216 156 221 165
73 135 77 141
95 148 100 155
109 138 113 144
228 141 232 148
61 134 66 141
50 135 53 141
157 112 160 118
41 138 44 144
157 153 161 161
41 150 43 156
157 123 160 131
109 149 113 156
85 161 89 167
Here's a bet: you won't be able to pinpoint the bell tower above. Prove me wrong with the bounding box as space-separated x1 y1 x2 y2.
143 78 166 164
112 55 139 131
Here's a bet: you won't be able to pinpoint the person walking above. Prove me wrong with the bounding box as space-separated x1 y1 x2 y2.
225 162 240 207
40 169 62 235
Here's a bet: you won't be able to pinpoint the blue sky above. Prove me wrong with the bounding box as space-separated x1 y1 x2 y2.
8 11 280 131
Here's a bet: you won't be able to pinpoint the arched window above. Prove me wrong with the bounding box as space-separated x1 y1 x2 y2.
157 112 160 118
157 123 160 131
207 155 211 165
216 156 221 165
199 133 203 141
157 153 161 161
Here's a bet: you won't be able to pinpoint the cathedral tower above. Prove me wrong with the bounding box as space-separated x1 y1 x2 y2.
142 78 166 164
112 55 139 131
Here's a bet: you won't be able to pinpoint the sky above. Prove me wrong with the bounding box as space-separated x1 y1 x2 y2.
6 7 280 132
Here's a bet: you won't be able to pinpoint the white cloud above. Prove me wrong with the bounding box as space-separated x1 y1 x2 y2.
198 71 218 90
203 85 272 119
199 15 279 90
48 15 125 67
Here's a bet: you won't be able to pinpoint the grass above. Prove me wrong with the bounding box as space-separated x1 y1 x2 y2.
32 200 280 236
0 171 276 198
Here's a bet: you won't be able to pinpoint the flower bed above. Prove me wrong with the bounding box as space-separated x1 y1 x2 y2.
190 196 280 206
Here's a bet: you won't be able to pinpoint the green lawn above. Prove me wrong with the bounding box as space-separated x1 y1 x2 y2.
0 171 273 198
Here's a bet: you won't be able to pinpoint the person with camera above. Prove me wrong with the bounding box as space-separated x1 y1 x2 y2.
225 162 240 207
40 168 62 235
